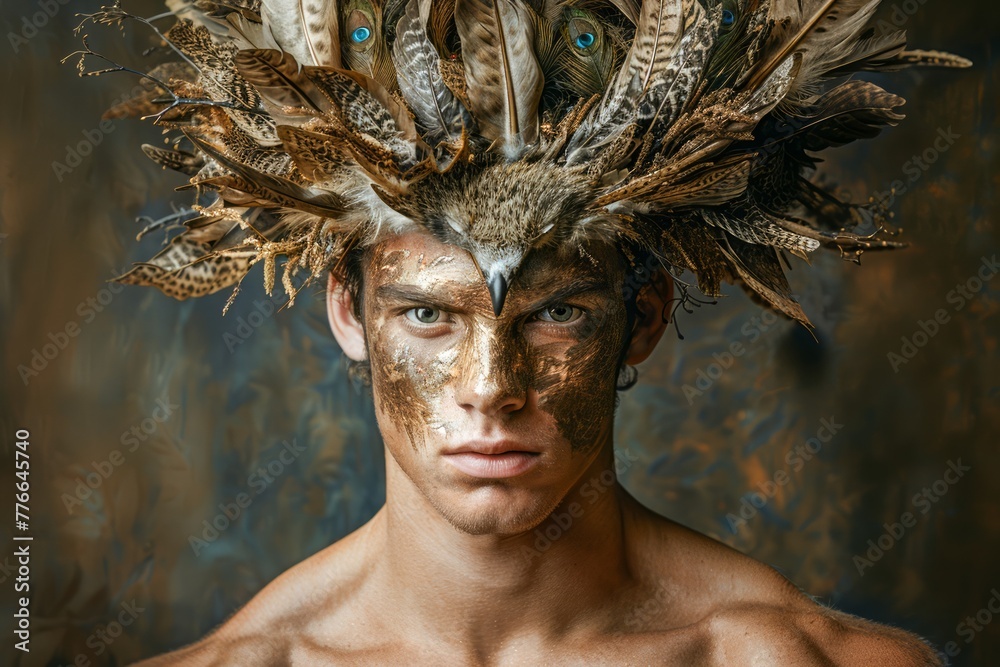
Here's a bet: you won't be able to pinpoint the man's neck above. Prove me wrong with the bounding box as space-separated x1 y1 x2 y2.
371 444 637 657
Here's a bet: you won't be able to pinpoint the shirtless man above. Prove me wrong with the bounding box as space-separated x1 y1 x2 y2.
135 230 941 666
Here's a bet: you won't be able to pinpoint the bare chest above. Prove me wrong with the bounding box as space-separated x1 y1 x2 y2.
236 625 716 667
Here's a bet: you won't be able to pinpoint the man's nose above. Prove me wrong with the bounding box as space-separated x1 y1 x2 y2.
453 322 530 417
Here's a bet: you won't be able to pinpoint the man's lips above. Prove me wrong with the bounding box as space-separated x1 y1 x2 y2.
444 440 540 456
441 441 541 478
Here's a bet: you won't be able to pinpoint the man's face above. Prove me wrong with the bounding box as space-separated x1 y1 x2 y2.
359 231 631 536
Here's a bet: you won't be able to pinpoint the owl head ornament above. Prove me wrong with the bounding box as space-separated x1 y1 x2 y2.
73 0 970 326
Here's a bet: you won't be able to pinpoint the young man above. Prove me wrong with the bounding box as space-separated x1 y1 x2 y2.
134 230 940 665
77 0 965 663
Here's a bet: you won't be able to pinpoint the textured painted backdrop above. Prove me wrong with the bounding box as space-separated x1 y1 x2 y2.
0 0 997 665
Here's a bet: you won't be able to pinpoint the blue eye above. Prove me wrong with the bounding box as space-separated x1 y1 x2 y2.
721 9 735 26
574 32 596 49
351 26 371 43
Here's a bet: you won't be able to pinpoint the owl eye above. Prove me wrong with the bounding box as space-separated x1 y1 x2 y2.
537 304 582 324
721 9 736 27
406 307 441 324
351 26 372 43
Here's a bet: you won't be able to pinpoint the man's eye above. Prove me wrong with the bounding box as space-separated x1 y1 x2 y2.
405 307 442 324
537 304 582 323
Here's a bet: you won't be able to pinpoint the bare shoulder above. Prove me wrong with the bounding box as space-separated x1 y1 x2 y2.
623 497 941 666
130 512 383 666
695 599 943 666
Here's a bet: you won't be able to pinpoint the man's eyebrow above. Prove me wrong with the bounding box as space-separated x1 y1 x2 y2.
374 283 472 308
515 277 614 311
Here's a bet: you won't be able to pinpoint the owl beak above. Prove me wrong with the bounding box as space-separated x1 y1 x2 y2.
487 273 508 317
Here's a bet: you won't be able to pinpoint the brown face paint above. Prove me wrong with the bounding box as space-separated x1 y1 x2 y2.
362 233 629 457
364 245 454 450
521 243 629 455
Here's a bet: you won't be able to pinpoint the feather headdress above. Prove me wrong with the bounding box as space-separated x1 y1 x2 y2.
73 0 969 325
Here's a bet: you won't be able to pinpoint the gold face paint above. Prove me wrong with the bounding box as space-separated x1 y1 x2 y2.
363 232 629 459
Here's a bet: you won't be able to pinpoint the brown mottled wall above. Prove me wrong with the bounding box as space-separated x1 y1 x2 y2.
0 0 996 665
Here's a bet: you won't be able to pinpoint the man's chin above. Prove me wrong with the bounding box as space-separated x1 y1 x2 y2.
429 485 558 537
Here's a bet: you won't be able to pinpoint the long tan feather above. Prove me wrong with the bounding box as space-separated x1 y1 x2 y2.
893 49 973 69
260 0 341 68
454 0 543 151
234 49 332 114
393 0 471 144
307 67 422 146
189 134 348 217
612 0 684 101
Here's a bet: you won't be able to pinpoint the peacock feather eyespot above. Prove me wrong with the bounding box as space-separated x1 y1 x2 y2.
351 26 371 43
721 9 736 27
564 11 601 54
344 3 375 51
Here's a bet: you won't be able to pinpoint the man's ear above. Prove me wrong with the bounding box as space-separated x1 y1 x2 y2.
326 272 367 362
624 269 673 366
